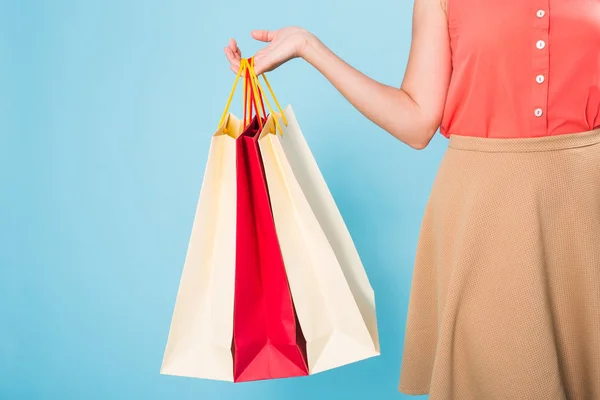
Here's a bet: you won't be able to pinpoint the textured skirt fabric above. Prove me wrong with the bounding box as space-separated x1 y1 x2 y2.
398 128 600 400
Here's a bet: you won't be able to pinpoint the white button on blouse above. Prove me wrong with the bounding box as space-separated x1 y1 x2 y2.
534 108 543 117
536 9 546 18
536 40 546 49
536 75 545 83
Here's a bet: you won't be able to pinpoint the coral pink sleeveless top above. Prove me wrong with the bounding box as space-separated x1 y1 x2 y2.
440 0 600 138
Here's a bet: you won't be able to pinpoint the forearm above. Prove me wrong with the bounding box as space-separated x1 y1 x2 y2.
301 34 434 149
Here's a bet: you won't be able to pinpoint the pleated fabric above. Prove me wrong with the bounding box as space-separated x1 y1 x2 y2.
398 128 600 400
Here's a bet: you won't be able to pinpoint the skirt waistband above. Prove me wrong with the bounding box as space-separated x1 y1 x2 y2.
448 127 600 152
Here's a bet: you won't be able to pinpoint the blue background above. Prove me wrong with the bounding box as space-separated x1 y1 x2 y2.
1 1 449 399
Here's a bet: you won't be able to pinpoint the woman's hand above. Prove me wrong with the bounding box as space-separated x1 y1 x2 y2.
223 0 452 151
224 27 313 75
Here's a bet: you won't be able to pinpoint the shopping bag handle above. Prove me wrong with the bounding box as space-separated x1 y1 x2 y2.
217 61 246 132
243 68 250 126
243 63 267 128
242 58 266 130
248 58 288 127
217 57 286 134
245 57 287 136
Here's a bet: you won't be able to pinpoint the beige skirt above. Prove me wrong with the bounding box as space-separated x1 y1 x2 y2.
398 128 600 400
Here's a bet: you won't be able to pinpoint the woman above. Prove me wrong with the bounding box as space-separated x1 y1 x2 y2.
225 0 600 398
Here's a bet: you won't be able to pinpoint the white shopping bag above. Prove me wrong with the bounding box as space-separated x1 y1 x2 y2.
258 107 380 374
160 114 242 381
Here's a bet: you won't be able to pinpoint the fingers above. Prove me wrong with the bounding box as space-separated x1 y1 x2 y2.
228 38 241 57
225 33 276 75
252 53 266 75
224 47 239 72
224 38 242 74
252 51 273 76
251 30 275 42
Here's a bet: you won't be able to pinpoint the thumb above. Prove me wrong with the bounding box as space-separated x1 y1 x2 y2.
251 29 275 42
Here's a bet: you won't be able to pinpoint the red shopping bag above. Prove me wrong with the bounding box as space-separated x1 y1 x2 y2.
232 67 309 382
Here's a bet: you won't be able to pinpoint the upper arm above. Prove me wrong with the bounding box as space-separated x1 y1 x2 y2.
401 0 452 140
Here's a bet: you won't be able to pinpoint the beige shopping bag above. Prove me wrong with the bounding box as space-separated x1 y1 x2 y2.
277 105 380 358
257 108 380 374
160 114 242 381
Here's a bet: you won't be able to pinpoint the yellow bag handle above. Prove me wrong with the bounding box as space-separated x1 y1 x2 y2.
217 57 288 134
217 60 247 132
242 59 253 127
243 62 252 127
246 58 287 136
243 58 266 129
254 58 288 126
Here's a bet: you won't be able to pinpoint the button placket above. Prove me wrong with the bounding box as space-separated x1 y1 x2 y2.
531 1 550 136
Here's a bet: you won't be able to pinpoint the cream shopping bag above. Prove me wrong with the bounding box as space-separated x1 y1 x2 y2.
160 65 248 380
274 105 380 360
247 64 380 374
